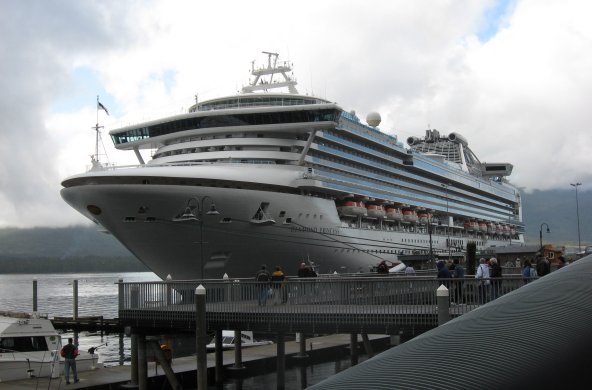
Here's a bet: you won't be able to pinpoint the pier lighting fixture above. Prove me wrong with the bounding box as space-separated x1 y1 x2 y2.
441 183 452 260
539 223 550 254
173 196 220 279
570 182 582 252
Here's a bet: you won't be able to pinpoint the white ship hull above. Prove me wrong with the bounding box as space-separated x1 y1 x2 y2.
61 165 515 280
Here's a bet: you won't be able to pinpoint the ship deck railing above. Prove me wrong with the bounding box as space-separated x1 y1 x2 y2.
118 275 531 335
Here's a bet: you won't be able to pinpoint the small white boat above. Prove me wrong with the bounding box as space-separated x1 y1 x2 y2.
0 311 100 382
206 330 273 351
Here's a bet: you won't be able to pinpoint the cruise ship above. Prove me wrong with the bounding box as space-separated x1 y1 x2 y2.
60 52 524 280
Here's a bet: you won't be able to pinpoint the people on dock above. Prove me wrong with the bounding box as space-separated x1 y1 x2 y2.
297 262 317 277
271 266 287 304
522 259 536 284
536 254 551 277
489 257 502 300
256 264 271 306
452 258 465 304
557 255 567 269
475 258 491 304
61 337 80 384
436 260 451 289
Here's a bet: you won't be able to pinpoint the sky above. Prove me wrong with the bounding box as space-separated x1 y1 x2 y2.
1 0 591 228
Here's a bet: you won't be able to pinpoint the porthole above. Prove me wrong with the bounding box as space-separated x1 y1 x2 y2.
87 205 101 215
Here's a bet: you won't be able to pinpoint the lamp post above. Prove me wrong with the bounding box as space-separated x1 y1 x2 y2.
570 182 582 252
441 183 451 260
539 222 550 254
173 196 220 279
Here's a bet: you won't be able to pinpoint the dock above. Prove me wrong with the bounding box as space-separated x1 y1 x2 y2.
4 333 390 389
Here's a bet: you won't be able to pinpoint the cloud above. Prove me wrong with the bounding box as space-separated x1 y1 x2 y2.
1 0 591 228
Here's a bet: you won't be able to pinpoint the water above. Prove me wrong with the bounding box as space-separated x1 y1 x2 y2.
0 272 159 366
0 272 375 389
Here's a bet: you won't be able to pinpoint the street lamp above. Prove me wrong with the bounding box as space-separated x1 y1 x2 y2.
173 196 220 279
570 182 582 252
539 222 550 254
441 183 452 260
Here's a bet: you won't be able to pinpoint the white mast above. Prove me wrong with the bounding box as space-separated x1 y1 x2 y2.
241 52 298 94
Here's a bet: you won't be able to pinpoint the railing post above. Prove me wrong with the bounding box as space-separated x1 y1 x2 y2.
195 285 207 390
437 284 450 325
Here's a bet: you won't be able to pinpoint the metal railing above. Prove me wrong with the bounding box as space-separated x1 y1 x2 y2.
118 275 532 334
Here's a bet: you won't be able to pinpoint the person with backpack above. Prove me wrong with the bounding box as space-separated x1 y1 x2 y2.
523 259 537 284
270 266 287 304
256 264 271 306
60 337 79 384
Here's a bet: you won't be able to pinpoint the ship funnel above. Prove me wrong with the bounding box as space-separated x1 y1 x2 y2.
448 132 468 146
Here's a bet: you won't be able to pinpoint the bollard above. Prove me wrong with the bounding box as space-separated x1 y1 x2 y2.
437 284 450 325
195 285 207 390
294 333 309 359
73 279 78 320
32 280 37 313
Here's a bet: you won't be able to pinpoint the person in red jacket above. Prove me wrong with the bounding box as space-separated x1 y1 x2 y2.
60 338 79 384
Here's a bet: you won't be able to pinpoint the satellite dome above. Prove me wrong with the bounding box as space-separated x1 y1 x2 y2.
366 112 381 127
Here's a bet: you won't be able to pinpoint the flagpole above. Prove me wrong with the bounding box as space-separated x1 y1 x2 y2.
95 95 100 163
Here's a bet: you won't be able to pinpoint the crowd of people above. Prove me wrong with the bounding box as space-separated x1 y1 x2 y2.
435 253 565 305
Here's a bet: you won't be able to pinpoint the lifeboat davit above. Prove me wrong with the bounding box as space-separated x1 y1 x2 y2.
385 207 404 221
337 200 367 216
366 204 386 219
403 209 419 224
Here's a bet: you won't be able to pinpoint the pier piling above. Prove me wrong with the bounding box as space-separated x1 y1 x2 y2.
195 285 207 390
437 284 450 325
32 279 37 312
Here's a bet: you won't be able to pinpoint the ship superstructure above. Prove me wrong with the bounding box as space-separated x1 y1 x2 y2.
61 52 523 280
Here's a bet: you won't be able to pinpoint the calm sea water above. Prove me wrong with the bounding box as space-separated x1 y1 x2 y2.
0 272 372 389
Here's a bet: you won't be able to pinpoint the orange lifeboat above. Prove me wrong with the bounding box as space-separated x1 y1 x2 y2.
502 224 511 236
403 209 419 224
510 225 516 235
385 207 404 221
464 220 477 231
479 222 488 232
418 212 431 224
495 224 503 234
366 204 386 219
337 200 367 216
487 222 496 234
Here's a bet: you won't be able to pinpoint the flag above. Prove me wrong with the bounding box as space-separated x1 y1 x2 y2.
98 101 110 116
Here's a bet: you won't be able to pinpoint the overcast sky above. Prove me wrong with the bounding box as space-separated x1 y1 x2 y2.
1 0 590 228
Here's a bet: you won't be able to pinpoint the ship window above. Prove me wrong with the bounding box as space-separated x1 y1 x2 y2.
124 217 136 222
284 217 292 224
279 211 286 217
221 217 232 224
145 217 156 222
